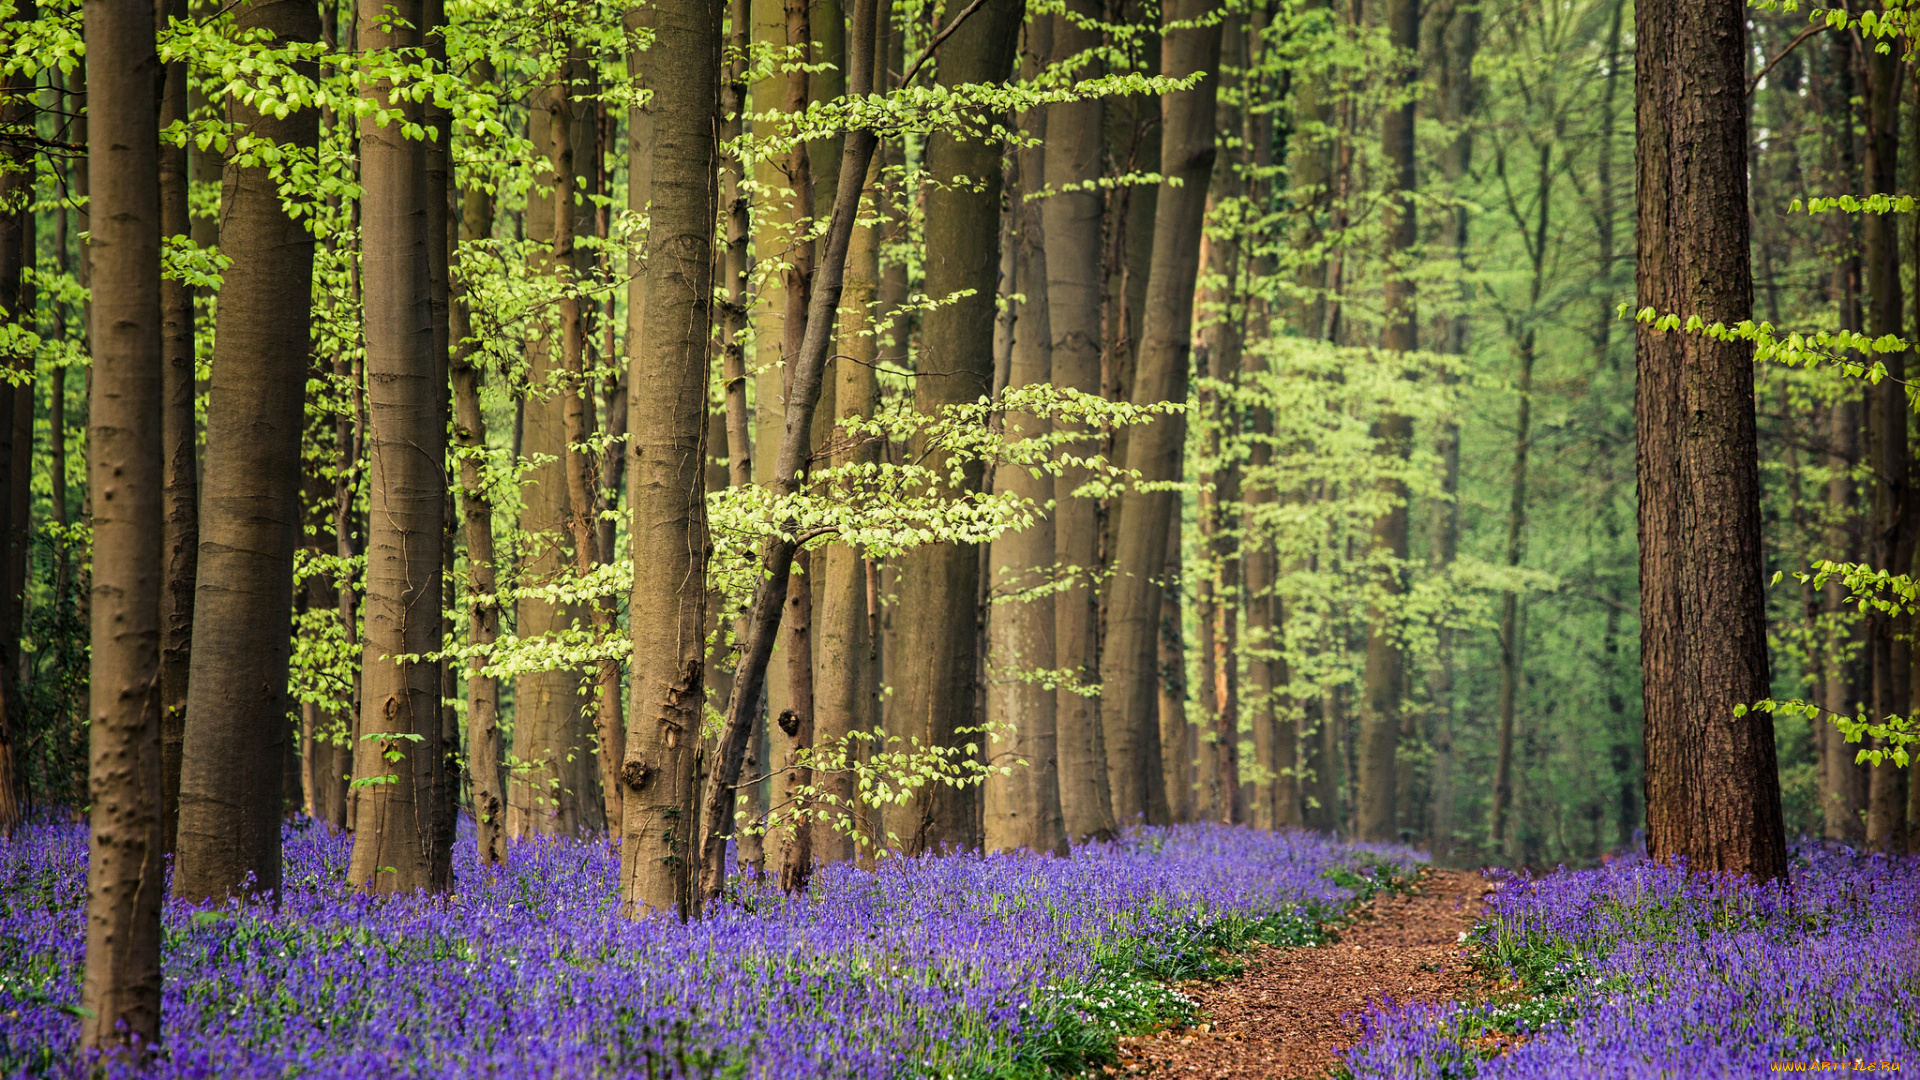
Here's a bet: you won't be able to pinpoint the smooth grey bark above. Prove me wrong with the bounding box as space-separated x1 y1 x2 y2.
173 0 321 902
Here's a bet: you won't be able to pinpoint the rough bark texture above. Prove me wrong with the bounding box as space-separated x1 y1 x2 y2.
348 0 452 893
1354 0 1416 845
80 0 166 1048
1098 0 1222 827
157 0 197 854
985 31 1067 853
1043 0 1116 845
172 0 320 901
621 0 719 917
892 0 1024 854
1633 0 1787 880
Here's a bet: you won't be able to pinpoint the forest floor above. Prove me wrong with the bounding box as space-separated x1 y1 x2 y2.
1111 868 1495 1079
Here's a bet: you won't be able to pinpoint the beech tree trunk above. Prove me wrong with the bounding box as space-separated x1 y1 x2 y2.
1099 0 1222 827
621 0 720 917
893 0 1023 854
1353 0 1416 845
173 0 320 901
986 25 1068 853
1634 0 1787 880
80 0 166 1048
1042 0 1116 845
348 0 452 893
157 0 197 854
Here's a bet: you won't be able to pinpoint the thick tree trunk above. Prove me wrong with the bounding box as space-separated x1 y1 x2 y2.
1634 0 1787 880
1042 0 1116 845
1353 0 1417 845
348 0 452 893
893 0 1023 854
157 0 197 854
1099 0 1222 827
173 0 320 901
621 0 720 917
79 0 166 1048
985 24 1067 855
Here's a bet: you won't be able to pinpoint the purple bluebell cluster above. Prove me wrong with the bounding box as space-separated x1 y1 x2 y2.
0 819 1416 1079
1344 842 1920 1078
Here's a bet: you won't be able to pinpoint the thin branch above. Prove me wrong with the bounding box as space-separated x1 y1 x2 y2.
897 0 992 88
1748 22 1828 97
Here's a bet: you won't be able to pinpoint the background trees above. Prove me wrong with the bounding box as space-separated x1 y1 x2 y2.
6 0 1920 967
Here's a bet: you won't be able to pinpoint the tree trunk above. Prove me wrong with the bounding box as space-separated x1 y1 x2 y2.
512 94 601 839
79 0 166 1048
621 0 720 917
1354 0 1417 845
173 0 320 901
696 0 882 898
1099 0 1222 828
892 0 1023 854
1043 0 1117 845
813 142 881 866
985 23 1067 855
157 0 197 855
1634 0 1786 879
452 133 507 866
348 0 452 893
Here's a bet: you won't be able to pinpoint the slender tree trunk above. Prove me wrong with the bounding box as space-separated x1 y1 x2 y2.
80 0 166 1048
512 92 601 839
985 22 1067 855
1160 507 1195 823
893 0 1024 854
173 0 321 901
157 0 197 854
348 0 452 893
1353 0 1417 844
452 137 507 866
621 0 720 917
1100 0 1223 828
696 0 881 897
1634 0 1787 879
1043 0 1117 844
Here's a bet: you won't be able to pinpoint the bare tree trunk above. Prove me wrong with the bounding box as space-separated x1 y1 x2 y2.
985 22 1067 855
1099 0 1222 827
696 0 882 898
621 0 720 917
452 135 507 866
157 0 197 854
80 0 166 1047
1043 0 1116 845
348 0 452 893
174 0 321 901
1160 508 1195 823
1634 0 1786 879
1354 0 1417 845
893 0 1023 854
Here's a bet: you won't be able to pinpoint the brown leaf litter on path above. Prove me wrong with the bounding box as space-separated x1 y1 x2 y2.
1111 867 1495 1079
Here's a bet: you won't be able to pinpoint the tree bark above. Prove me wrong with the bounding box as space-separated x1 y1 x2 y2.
892 0 1024 854
1043 0 1117 845
621 0 720 917
348 0 452 893
1099 0 1222 827
1634 0 1787 880
80 0 166 1048
173 0 320 901
157 0 197 855
1354 0 1417 845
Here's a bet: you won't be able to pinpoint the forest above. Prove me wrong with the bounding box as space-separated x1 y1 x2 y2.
0 0 1917 1072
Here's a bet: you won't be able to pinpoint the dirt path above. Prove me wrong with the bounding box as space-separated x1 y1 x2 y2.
1112 868 1493 1079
